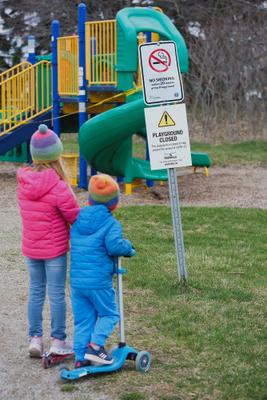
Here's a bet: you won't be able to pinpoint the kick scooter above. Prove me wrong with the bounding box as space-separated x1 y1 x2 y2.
60 257 151 380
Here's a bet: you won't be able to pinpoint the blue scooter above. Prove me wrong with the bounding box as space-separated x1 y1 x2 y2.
60 257 151 380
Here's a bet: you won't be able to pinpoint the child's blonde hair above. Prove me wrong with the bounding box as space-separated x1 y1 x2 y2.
31 158 69 183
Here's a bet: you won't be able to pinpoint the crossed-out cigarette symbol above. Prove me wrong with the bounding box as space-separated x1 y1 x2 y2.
149 49 171 72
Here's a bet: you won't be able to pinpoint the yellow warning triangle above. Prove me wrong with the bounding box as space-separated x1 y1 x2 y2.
158 111 176 127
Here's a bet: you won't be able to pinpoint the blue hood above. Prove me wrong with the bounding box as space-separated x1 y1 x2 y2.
75 205 111 235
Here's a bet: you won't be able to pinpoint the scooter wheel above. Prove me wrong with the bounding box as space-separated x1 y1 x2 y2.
59 363 70 372
59 365 71 381
135 351 151 373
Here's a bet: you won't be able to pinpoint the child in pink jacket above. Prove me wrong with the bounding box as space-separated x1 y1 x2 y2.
17 124 80 358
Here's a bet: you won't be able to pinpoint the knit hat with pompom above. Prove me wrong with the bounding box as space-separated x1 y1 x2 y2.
30 124 63 163
88 174 120 211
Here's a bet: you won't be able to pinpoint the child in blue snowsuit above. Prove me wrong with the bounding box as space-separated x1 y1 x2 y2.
70 174 135 367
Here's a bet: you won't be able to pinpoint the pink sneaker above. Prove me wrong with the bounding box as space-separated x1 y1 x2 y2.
29 336 43 358
49 338 73 355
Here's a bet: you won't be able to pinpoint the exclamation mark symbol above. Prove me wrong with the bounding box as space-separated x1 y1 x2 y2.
158 111 175 127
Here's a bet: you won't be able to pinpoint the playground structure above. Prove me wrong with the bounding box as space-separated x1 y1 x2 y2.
0 4 211 193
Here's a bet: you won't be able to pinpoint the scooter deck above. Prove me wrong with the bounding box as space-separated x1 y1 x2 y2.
60 346 138 380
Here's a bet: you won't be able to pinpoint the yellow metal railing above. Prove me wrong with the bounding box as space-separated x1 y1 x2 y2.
0 61 31 85
56 21 160 91
85 20 161 88
136 32 160 86
62 153 79 186
0 61 52 136
136 33 147 86
153 6 163 13
85 20 117 86
58 36 79 96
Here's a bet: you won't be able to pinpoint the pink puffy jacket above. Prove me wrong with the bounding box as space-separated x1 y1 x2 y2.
17 167 80 259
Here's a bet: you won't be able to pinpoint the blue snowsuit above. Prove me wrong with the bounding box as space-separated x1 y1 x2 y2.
70 205 133 361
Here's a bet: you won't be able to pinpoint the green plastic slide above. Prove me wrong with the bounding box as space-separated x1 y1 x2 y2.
79 93 167 183
79 92 211 183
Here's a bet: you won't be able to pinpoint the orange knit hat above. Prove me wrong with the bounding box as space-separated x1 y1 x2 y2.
88 174 120 211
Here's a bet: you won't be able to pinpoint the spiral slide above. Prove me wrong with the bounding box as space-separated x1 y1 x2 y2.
79 92 168 183
79 92 211 183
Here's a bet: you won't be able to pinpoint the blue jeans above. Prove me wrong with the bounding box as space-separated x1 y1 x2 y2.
25 254 67 340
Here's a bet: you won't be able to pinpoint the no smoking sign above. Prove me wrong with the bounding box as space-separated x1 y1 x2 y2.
149 49 171 72
139 41 184 105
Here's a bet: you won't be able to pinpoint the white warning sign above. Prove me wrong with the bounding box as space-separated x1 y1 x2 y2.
139 41 184 105
144 103 192 170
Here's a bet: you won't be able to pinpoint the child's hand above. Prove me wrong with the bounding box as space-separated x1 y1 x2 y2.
128 248 136 257
124 247 136 257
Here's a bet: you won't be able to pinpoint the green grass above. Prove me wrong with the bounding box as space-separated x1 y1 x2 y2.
120 394 148 400
61 133 267 167
83 206 266 400
60 383 78 392
191 141 267 167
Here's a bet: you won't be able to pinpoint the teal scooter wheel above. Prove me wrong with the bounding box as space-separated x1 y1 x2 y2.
135 351 151 373
59 365 71 381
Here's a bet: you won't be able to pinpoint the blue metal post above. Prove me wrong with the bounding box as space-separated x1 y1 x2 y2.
146 32 152 43
26 35 36 163
51 20 61 136
89 36 97 177
78 3 88 189
145 31 154 188
27 35 36 64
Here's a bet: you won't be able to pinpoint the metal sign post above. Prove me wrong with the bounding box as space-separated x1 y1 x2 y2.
168 168 188 281
144 104 190 282
140 41 190 282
